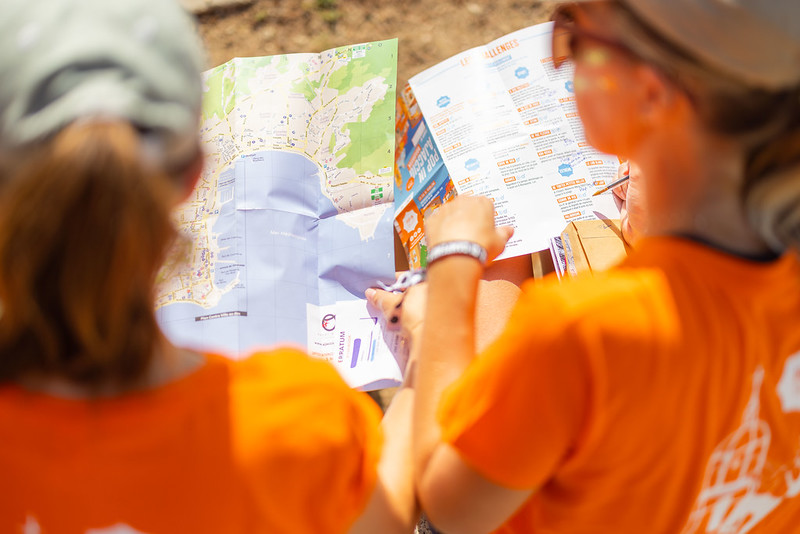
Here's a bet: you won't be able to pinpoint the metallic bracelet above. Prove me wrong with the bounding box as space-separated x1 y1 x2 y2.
426 240 487 267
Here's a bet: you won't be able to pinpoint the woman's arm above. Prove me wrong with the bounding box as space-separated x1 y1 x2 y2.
413 250 533 533
366 195 535 532
351 281 428 534
411 196 533 531
349 383 418 534
419 443 533 534
368 271 531 534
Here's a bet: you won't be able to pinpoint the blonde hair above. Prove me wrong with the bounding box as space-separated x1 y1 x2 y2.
0 121 185 386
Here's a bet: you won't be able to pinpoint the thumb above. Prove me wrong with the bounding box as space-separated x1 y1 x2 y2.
365 288 403 319
612 180 628 201
488 225 515 260
497 225 514 242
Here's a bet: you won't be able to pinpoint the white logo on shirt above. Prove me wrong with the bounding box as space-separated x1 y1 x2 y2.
87 524 147 534
682 364 800 533
23 516 41 534
777 351 800 413
22 516 148 534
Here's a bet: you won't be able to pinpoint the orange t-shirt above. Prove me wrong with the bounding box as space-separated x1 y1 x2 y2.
0 349 383 534
438 237 800 533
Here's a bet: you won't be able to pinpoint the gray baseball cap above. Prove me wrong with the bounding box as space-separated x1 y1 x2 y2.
0 0 205 152
561 0 800 91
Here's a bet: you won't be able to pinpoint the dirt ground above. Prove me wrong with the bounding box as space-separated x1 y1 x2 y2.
196 0 558 89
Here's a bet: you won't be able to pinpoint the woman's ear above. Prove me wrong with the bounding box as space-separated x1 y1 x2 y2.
634 64 689 125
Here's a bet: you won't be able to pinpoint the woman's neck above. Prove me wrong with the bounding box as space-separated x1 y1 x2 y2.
16 339 204 399
634 125 774 258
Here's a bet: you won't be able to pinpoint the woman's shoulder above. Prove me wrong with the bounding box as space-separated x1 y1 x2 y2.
217 349 383 532
518 264 671 325
228 347 363 394
224 348 383 514
225 347 383 443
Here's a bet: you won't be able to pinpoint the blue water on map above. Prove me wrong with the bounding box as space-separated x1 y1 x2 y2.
156 150 394 356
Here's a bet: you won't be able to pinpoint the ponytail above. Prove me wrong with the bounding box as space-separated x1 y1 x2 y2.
743 97 800 253
0 121 180 386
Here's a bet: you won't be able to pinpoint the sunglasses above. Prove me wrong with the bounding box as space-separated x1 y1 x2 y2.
550 4 637 69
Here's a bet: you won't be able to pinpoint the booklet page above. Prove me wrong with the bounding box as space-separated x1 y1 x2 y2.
409 23 621 259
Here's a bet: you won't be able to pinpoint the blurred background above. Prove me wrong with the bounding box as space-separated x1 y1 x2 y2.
192 0 558 88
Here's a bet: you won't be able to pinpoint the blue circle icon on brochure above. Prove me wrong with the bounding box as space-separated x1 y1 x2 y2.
437 95 451 108
565 80 575 93
515 66 529 79
464 158 480 171
558 163 574 177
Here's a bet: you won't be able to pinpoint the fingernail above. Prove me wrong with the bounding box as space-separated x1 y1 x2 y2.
365 288 376 300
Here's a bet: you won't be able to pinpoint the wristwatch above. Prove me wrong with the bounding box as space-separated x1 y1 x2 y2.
426 240 488 266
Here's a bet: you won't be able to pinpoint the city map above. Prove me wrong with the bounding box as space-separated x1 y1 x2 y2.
155 39 406 390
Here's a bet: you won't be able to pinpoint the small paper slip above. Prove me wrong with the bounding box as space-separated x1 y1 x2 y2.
549 235 567 278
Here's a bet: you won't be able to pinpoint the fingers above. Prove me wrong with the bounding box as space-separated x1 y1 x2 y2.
497 226 515 241
365 288 403 322
488 225 515 262
366 284 427 336
612 180 629 200
612 161 630 201
614 160 641 247
426 195 508 258
617 161 629 179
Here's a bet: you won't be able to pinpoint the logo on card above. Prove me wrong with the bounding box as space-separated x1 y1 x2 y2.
558 163 573 177
515 66 529 79
464 158 480 171
565 80 574 93
322 314 336 331
436 95 451 108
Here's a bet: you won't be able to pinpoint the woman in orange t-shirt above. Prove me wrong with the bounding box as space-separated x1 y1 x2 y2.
369 1 800 532
0 1 415 533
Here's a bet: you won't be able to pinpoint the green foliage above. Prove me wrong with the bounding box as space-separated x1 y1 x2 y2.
320 9 342 25
252 9 268 25
336 92 395 174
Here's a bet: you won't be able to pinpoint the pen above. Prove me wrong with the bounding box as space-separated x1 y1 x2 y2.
376 268 427 293
374 269 427 324
592 173 630 197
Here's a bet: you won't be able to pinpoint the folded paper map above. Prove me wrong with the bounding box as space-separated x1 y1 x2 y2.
155 39 406 390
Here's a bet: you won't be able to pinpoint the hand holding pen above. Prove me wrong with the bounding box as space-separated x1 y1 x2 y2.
366 274 427 335
592 172 630 197
372 269 426 326
599 161 641 246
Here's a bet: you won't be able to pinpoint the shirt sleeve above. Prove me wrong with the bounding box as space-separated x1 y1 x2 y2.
231 349 384 534
437 280 593 490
